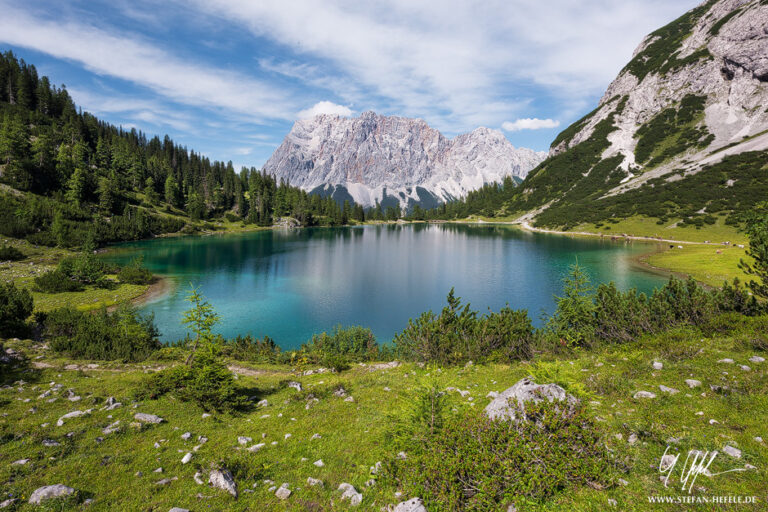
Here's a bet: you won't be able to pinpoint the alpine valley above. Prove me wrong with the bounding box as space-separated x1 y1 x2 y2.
264 111 546 209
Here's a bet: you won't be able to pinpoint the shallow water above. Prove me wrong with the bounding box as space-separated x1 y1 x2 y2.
103 224 669 347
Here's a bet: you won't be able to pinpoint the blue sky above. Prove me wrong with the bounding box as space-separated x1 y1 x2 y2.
0 0 699 168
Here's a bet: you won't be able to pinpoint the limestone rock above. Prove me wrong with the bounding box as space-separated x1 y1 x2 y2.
134 413 164 424
209 468 238 497
28 484 75 504
264 114 545 210
483 376 578 421
393 497 427 512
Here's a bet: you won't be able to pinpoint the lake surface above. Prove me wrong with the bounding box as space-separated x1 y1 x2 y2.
104 224 669 348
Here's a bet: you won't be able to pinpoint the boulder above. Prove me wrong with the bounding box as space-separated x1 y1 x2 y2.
483 376 578 421
28 484 75 504
209 468 238 497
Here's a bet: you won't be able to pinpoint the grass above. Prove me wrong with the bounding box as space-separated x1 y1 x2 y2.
643 245 749 288
1 323 767 511
575 215 747 244
0 238 151 313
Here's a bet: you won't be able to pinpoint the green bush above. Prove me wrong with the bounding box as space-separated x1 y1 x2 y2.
394 289 533 365
58 254 111 285
116 256 153 285
33 270 84 293
43 306 160 361
140 352 245 412
0 281 33 337
221 334 281 363
0 245 24 261
302 325 378 362
382 401 616 511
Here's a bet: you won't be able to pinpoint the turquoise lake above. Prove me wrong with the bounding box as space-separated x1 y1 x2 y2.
103 224 670 348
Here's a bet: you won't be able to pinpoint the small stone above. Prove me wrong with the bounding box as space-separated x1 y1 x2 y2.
288 381 302 391
608 498 617 507
275 485 291 500
652 361 663 370
57 409 90 427
749 356 765 364
257 399 268 407
181 432 192 441
154 467 163 473
338 483 362 506
194 471 204 485
307 477 324 487
722 445 742 459
134 413 164 424
660 454 677 471
202 413 211 418
0 499 18 508
685 379 701 388
618 478 629 486
12 458 30 465
344 396 355 402
247 443 265 452
311 433 322 440
284 433 292 440
181 453 192 464
237 436 252 445
42 439 61 447
709 419 719 425
169 508 189 512
659 385 679 395
155 478 174 486
28 484 76 504
313 459 325 467
717 359 734 364
397 451 408 460
740 365 751 371
633 391 656 399
392 498 427 512
755 437 764 444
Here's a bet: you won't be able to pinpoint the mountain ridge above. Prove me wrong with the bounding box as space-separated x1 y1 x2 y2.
500 0 768 229
264 111 545 209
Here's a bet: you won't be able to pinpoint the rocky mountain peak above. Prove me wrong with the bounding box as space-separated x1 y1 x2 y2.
264 112 545 209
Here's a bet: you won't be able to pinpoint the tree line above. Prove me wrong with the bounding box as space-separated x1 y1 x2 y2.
0 50 391 249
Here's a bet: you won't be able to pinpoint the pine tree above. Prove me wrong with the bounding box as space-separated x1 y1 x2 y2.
164 173 180 207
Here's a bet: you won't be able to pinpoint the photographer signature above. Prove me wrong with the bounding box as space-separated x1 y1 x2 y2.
659 446 746 493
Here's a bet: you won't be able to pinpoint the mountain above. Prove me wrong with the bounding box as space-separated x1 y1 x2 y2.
263 111 546 209
501 0 768 229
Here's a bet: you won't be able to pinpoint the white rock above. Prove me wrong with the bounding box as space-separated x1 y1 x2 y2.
313 459 325 467
237 436 252 445
209 468 238 497
723 445 742 459
338 483 363 506
134 413 164 424
740 365 751 371
57 409 90 427
633 391 656 399
248 443 266 453
685 379 701 388
28 484 75 504
718 359 734 364
749 356 765 363
652 361 663 370
12 459 30 465
307 477 324 487
484 376 578 421
275 485 291 500
181 432 191 441
194 472 204 485
169 508 190 512
393 497 427 512
659 385 679 395
181 453 192 464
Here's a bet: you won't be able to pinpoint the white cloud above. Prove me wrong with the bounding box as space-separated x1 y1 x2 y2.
184 0 700 132
0 2 296 121
502 118 561 132
297 101 353 120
